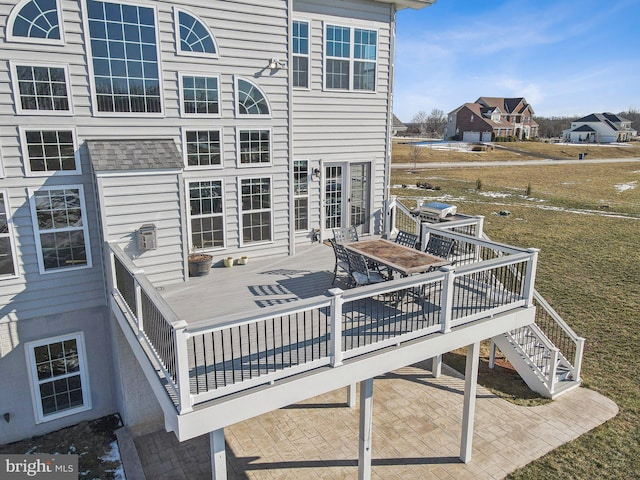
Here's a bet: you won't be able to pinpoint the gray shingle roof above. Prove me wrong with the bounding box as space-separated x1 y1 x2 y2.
86 139 182 172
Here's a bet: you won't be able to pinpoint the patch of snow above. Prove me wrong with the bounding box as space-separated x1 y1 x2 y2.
615 181 637 193
479 191 511 198
100 441 126 480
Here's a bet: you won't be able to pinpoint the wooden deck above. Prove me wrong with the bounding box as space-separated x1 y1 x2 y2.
160 242 344 325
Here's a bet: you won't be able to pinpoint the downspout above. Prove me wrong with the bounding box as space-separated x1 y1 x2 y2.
287 0 295 255
384 5 397 234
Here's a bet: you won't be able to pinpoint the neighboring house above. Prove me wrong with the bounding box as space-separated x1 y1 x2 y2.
562 113 637 143
445 97 539 141
392 114 408 136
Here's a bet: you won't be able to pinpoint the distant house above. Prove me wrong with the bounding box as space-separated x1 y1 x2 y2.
562 113 637 143
392 114 408 136
445 97 539 141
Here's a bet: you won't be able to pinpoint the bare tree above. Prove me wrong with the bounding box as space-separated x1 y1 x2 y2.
408 143 424 168
411 110 429 135
426 108 446 137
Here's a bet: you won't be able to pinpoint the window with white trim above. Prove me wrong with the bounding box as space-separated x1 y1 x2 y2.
8 0 63 42
238 129 270 165
293 160 308 231
240 177 272 244
188 180 224 250
29 186 91 273
23 129 79 175
12 64 71 113
292 20 309 88
325 24 377 91
86 0 162 114
175 8 217 57
26 333 90 423
184 130 221 168
180 74 219 116
236 78 270 116
0 191 19 278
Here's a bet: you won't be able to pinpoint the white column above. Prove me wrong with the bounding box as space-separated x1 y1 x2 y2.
210 429 227 480
358 378 374 480
431 354 442 378
347 383 357 408
460 342 480 463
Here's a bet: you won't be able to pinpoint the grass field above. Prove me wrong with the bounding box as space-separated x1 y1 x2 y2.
390 146 640 479
393 138 640 164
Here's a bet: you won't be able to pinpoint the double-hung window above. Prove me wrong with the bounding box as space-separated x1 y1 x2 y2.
26 333 91 423
11 63 72 114
0 191 19 278
188 180 224 250
85 0 162 114
22 128 80 175
293 160 308 231
238 129 271 166
325 24 377 92
184 129 221 168
240 178 272 245
29 185 91 273
292 20 309 88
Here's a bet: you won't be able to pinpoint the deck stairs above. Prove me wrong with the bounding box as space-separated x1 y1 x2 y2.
492 319 581 399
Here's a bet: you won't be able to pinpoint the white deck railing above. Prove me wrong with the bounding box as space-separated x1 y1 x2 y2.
106 234 538 413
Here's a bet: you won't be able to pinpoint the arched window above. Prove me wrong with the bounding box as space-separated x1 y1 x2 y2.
175 8 217 57
236 78 270 116
8 0 62 43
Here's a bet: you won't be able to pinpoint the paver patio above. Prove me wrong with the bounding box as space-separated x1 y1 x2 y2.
131 361 617 480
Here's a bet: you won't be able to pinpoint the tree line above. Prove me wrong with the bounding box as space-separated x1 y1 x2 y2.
402 108 640 139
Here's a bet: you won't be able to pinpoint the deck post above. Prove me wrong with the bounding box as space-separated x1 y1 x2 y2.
523 248 540 307
488 341 497 369
210 428 227 480
431 354 442 377
440 266 455 333
347 383 357 408
358 378 374 480
174 321 193 414
460 341 480 463
328 288 344 367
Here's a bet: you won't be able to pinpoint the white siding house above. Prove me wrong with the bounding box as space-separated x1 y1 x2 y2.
562 112 637 143
0 0 435 455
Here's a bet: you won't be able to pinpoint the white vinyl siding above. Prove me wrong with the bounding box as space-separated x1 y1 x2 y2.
26 332 91 423
29 185 92 274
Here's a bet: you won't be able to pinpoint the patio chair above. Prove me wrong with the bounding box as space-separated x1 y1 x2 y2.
394 230 418 249
329 238 351 285
332 226 359 244
346 250 386 287
424 234 454 260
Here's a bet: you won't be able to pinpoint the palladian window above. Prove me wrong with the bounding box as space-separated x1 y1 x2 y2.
175 9 217 57
236 78 270 116
8 0 62 41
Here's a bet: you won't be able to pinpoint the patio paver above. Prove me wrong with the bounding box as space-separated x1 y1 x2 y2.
131 362 617 480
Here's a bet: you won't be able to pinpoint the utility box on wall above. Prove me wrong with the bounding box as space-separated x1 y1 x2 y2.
137 224 157 251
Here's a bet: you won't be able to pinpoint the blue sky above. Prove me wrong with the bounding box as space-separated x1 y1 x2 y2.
393 0 640 122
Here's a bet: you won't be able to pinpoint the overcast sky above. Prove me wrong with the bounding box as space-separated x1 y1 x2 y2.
393 0 640 122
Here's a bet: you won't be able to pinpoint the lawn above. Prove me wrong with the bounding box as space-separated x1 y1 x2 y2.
391 155 640 479
393 138 640 164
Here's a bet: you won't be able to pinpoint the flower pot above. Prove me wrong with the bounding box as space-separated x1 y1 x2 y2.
238 256 249 265
223 257 234 268
188 254 213 277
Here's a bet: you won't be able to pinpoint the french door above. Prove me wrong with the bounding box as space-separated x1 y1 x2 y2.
323 162 371 237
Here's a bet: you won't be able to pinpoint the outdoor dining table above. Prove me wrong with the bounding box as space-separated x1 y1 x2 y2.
343 238 450 277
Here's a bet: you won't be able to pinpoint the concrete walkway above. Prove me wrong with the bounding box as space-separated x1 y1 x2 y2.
392 157 640 169
131 362 617 480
